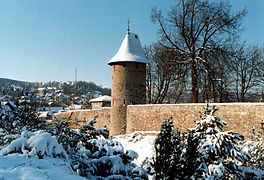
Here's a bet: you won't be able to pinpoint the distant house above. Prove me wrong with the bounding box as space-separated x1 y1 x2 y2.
89 95 111 110
0 95 14 102
93 90 102 97
38 111 53 120
1 101 17 111
37 87 48 96
55 92 69 103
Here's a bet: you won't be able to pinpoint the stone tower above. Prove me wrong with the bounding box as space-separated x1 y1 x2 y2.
108 29 148 135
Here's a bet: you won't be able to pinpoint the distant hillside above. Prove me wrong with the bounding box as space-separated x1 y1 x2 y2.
0 78 111 98
0 78 28 87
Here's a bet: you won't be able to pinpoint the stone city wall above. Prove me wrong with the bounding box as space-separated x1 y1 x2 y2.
126 103 264 138
53 108 111 129
53 103 264 138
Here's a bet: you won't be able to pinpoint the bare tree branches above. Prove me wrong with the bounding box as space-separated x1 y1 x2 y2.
229 44 264 102
145 45 187 103
151 0 246 102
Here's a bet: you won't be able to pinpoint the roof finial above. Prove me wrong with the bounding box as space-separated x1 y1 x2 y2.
127 18 130 34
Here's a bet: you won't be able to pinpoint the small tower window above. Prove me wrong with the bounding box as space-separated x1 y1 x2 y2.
135 34 138 39
123 99 126 105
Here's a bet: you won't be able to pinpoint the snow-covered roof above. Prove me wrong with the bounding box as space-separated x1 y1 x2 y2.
89 95 111 103
38 111 49 118
1 101 16 108
108 32 148 65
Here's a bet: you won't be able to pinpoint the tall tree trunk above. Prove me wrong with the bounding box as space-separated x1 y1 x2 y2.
146 65 152 103
191 57 199 103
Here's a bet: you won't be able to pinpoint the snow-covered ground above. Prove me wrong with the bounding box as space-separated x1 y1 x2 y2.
0 132 156 179
1 131 264 179
114 132 156 166
0 156 84 179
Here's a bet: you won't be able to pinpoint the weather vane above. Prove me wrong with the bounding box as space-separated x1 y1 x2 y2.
127 18 130 34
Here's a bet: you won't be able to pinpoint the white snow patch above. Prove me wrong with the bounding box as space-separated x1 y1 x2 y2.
0 156 84 180
114 132 156 166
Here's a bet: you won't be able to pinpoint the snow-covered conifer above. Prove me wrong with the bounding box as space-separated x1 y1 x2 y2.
46 118 148 179
0 96 43 140
152 105 253 179
0 130 67 159
191 105 250 179
152 118 185 179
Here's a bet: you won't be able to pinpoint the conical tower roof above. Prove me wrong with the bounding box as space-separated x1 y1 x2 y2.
108 32 148 65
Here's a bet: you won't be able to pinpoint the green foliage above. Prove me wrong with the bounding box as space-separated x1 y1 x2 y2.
243 121 264 172
153 118 185 179
0 100 44 138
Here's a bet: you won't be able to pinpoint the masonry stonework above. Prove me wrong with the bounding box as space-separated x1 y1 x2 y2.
53 108 111 129
126 103 264 138
110 62 146 135
54 103 264 138
108 31 148 135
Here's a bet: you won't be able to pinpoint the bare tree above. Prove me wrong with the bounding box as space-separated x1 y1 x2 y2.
230 44 264 102
151 0 246 102
145 44 187 104
256 47 264 88
199 48 234 102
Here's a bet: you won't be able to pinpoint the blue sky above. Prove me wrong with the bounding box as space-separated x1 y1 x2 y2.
0 0 263 88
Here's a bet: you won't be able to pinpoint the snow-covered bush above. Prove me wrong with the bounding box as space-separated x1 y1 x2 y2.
46 118 148 179
78 139 147 179
240 140 264 178
240 123 264 178
248 141 264 170
0 99 44 143
0 102 149 180
0 130 67 159
153 105 253 179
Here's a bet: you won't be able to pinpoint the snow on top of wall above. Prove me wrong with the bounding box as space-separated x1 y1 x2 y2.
128 102 264 107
